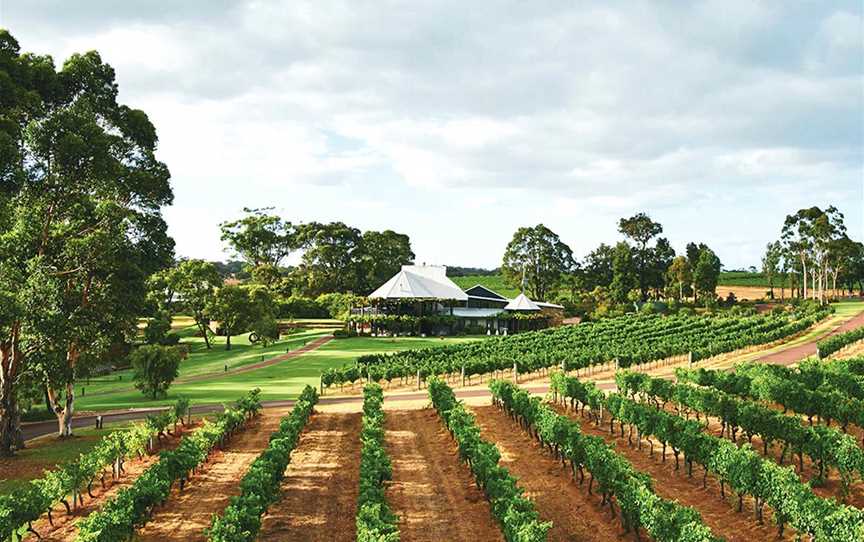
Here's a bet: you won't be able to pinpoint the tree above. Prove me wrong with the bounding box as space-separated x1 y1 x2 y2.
501 224 575 300
206 285 254 350
762 241 783 299
220 208 298 275
618 213 663 300
247 285 279 346
666 256 692 300
144 310 173 345
649 237 675 298
358 230 414 294
582 243 615 290
2 38 174 443
610 242 638 304
295 222 364 296
155 260 222 349
693 248 722 306
131 345 181 399
780 206 846 303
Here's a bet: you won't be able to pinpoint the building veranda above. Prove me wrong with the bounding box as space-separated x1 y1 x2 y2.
348 265 564 336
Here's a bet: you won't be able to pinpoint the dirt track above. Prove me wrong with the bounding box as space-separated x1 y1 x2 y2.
136 410 290 542
470 405 628 542
758 310 864 366
258 412 361 542
384 409 503 542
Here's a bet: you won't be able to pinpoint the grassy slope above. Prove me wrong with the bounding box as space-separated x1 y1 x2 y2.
76 327 327 398
449 275 521 298
75 336 478 411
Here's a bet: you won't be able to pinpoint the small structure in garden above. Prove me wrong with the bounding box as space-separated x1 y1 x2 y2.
349 264 564 336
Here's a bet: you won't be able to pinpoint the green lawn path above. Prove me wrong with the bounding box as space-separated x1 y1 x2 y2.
75 335 478 411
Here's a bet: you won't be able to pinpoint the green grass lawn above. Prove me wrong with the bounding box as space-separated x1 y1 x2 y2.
74 327 328 400
831 299 864 318
450 274 521 298
75 336 480 411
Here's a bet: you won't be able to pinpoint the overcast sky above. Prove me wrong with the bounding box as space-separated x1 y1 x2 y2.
3 1 862 269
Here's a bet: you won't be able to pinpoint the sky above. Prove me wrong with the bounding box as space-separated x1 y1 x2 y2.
2 1 862 270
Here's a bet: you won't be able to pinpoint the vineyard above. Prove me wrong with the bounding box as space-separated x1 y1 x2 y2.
4 307 864 542
322 306 830 389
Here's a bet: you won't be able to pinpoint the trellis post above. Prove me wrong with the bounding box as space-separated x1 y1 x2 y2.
416 369 421 390
461 365 466 387
513 361 518 383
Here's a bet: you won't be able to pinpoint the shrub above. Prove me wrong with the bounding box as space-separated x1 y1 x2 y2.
277 295 329 319
131 345 182 399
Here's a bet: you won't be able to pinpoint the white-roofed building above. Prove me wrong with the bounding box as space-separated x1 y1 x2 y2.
352 264 565 336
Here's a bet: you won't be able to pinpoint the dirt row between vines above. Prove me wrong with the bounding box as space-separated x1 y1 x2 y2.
258 411 362 542
26 422 200 542
136 409 291 542
384 409 503 542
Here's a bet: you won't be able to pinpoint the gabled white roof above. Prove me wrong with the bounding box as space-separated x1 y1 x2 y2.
368 265 469 300
505 292 541 311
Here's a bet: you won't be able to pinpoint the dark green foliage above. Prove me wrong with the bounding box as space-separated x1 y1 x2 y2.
131 345 181 399
356 384 399 541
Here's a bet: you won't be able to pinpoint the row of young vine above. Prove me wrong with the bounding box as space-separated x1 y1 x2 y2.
550 373 864 541
356 384 400 542
323 307 830 388
428 379 551 541
676 362 864 441
0 397 191 541
615 370 864 496
489 380 720 542
818 325 864 358
73 389 262 542
207 385 318 542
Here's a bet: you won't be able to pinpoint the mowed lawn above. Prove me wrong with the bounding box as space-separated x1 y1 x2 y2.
75 335 480 411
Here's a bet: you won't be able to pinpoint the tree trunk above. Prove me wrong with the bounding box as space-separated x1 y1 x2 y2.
0 322 23 456
198 319 211 349
225 333 232 350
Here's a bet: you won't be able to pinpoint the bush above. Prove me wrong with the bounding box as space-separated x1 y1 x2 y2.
249 315 280 346
131 345 182 399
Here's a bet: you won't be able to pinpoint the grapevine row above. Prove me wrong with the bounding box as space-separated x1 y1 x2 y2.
0 397 191 541
74 389 262 542
428 379 551 542
356 384 400 542
677 363 864 439
818 326 864 358
207 385 318 542
489 380 720 542
551 373 864 541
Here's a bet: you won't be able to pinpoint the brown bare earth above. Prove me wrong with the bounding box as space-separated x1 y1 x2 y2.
552 404 790 542
384 409 503 542
25 423 198 542
257 412 362 542
469 405 629 542
136 409 291 542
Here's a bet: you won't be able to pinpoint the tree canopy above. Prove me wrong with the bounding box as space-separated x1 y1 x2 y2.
501 224 575 300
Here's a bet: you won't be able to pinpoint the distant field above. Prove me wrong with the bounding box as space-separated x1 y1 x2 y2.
450 274 521 298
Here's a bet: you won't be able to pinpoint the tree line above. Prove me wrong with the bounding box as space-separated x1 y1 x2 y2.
501 214 722 317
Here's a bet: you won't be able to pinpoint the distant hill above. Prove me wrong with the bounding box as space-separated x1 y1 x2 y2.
450 274 521 298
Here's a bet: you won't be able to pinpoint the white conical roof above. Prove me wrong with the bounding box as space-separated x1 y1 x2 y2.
505 293 541 311
368 265 468 300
